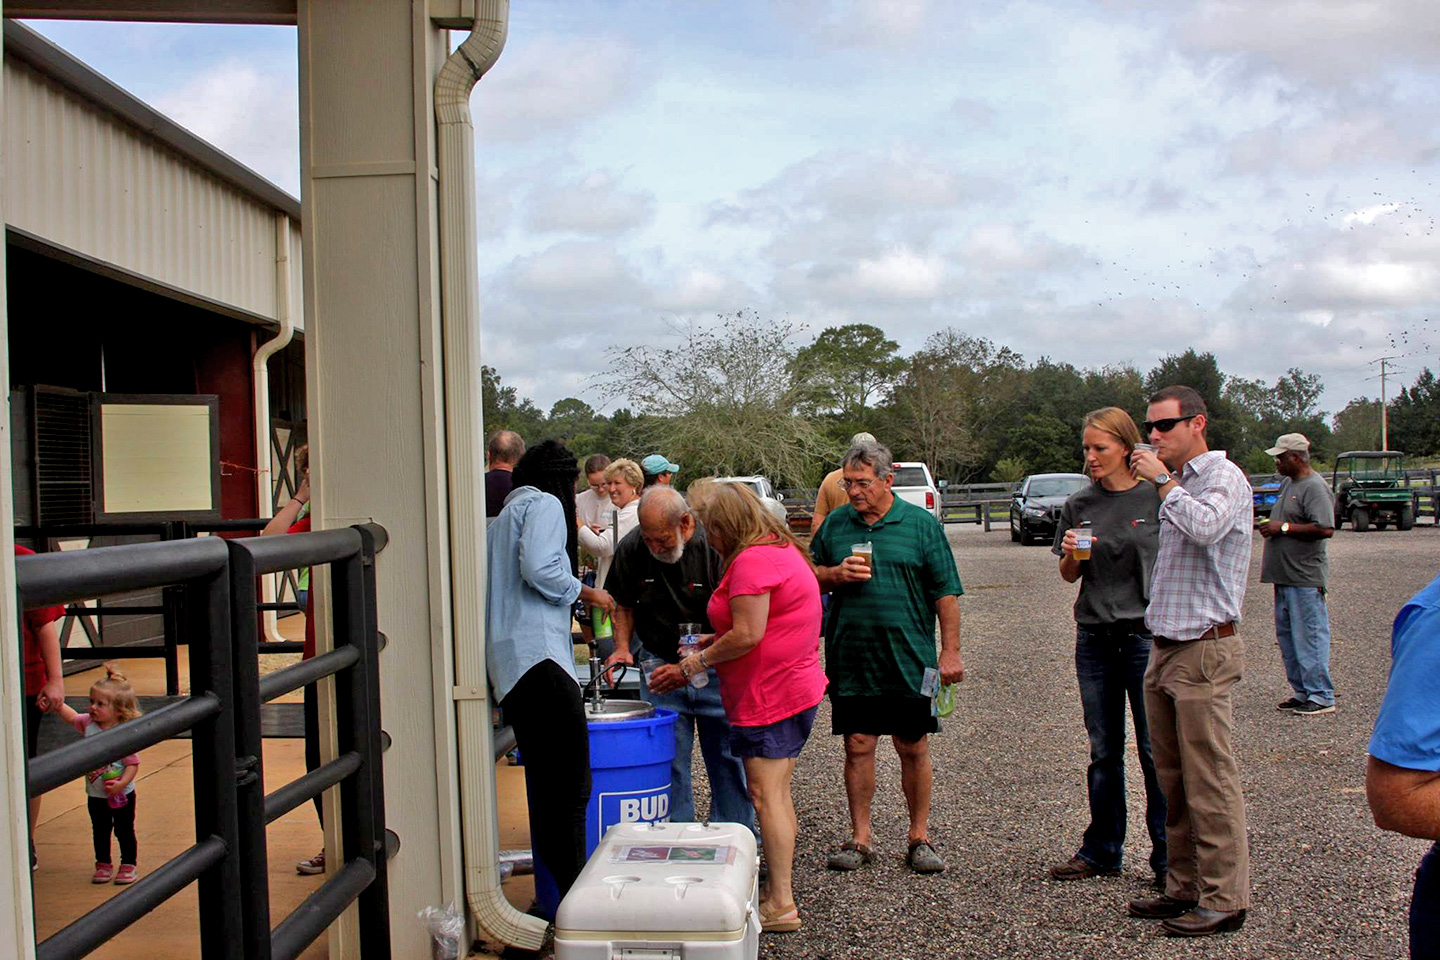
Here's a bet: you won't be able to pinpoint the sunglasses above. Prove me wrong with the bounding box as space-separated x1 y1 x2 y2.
1142 415 1198 434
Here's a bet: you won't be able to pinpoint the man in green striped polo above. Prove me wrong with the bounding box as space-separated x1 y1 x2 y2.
810 441 964 875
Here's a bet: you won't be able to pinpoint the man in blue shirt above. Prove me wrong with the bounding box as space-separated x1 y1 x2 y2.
1367 572 1440 959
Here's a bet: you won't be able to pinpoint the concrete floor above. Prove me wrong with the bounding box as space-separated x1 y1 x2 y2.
29 613 534 959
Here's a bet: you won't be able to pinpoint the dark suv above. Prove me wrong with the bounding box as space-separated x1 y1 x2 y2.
1010 473 1089 544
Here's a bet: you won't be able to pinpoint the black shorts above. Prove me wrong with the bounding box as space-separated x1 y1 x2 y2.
24 698 43 759
830 694 938 741
730 705 819 760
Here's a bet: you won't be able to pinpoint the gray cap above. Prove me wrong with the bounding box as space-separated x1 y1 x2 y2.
850 432 876 445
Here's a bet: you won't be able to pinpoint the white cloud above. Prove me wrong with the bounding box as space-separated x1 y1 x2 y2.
785 0 937 50
1172 0 1440 86
1226 113 1439 176
507 240 648 307
476 36 650 142
154 58 299 194
526 171 655 235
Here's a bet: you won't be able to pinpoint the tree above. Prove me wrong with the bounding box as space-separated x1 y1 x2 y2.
1331 397 1383 453
595 311 836 487
1389 368 1440 456
791 323 904 422
1146 350 1242 453
1010 413 1081 474
481 364 545 441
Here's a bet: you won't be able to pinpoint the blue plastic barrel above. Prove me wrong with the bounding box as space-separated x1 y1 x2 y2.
532 707 676 919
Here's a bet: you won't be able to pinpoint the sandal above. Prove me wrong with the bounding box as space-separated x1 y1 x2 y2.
760 902 802 933
826 840 873 871
906 839 946 874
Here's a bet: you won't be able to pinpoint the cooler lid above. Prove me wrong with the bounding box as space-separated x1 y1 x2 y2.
555 822 758 938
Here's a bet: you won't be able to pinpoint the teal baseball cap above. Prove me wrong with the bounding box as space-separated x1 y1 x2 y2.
641 454 680 475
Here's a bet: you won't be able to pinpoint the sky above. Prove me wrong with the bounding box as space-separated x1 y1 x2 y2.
29 0 1440 416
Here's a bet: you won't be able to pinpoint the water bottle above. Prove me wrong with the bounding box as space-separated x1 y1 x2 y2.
678 622 708 688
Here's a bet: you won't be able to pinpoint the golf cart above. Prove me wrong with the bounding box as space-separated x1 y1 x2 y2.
1331 451 1414 532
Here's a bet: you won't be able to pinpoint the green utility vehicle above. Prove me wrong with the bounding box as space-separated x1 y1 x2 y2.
1331 451 1415 532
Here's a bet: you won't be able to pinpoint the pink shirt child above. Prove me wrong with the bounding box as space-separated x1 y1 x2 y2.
707 542 827 728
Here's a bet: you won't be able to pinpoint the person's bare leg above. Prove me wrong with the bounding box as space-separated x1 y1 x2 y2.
747 756 799 913
843 734 878 847
894 734 932 844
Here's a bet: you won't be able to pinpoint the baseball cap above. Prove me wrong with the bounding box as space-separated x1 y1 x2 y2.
1264 433 1311 456
851 432 876 445
641 454 680 475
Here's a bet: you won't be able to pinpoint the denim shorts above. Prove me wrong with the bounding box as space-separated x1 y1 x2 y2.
729 705 819 759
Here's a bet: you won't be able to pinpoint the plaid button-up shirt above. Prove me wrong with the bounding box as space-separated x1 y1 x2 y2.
1146 450 1253 641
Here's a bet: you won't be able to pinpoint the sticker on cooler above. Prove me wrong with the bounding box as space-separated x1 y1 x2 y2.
596 783 670 839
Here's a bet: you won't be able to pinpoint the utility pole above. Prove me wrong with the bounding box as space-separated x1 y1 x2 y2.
1369 356 1400 450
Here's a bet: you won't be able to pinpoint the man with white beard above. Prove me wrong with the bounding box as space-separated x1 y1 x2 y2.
604 486 755 835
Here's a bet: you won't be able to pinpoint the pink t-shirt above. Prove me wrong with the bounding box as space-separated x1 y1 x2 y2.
707 542 826 728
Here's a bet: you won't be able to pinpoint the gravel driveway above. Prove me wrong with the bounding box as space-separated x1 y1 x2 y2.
755 524 1440 959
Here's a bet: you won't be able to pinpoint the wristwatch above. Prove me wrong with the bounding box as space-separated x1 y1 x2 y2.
1280 522 1290 534
1153 472 1171 486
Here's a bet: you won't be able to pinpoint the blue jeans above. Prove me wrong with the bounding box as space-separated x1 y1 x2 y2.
1274 585 1335 706
640 665 756 838
1414 842 1440 960
1075 624 1167 875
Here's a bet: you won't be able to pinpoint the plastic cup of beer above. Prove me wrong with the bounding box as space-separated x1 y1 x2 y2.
851 542 874 571
1134 443 1155 453
1074 527 1093 561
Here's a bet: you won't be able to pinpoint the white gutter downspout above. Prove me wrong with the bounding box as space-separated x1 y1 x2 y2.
255 212 295 644
435 3 547 951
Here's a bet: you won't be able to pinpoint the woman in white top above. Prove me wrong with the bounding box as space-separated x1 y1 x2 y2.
577 457 643 587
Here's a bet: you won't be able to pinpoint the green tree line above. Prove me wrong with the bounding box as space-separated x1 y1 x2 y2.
483 313 1440 488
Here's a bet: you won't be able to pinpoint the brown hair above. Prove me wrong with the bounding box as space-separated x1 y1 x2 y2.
605 458 645 493
294 443 309 475
583 454 612 476
1147 385 1207 419
93 663 143 723
686 478 813 571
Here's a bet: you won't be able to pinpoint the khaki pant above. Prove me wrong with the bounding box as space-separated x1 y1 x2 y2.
1144 636 1250 911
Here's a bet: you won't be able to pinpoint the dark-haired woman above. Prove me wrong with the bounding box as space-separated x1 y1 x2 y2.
487 440 612 901
1048 407 1167 887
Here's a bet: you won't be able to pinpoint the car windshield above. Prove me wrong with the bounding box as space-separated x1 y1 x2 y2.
1028 477 1087 498
1341 457 1401 478
892 467 929 487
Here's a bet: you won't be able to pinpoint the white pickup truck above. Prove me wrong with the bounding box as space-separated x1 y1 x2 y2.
892 461 943 523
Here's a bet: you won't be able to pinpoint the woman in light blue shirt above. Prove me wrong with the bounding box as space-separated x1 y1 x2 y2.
487 439 612 903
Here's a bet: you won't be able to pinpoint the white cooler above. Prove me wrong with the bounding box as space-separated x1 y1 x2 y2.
554 821 760 960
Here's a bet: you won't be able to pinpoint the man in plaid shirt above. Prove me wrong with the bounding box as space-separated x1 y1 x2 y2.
1125 385 1253 938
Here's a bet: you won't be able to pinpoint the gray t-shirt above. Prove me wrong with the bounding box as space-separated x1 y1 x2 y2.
1261 472 1334 588
1051 481 1162 626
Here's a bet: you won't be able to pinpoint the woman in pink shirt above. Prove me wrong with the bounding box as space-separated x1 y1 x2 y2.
679 479 826 934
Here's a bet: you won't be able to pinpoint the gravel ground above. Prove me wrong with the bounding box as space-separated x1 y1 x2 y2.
726 523 1440 960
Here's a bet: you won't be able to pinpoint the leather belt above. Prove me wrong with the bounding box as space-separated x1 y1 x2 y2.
1154 621 1237 644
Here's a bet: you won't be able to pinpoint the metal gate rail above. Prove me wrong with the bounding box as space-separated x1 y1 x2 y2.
18 524 391 960
19 538 244 960
228 524 391 960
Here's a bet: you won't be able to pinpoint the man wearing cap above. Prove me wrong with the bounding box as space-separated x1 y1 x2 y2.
641 454 679 488
810 432 876 533
1258 433 1336 716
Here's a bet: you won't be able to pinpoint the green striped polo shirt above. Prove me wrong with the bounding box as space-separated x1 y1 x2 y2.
811 496 963 697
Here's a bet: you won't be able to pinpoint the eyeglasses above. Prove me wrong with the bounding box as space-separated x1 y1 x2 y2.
840 478 880 491
1142 415 1198 434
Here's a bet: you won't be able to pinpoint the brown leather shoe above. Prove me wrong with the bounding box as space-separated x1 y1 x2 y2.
1161 907 1247 937
1048 856 1120 881
1127 894 1198 919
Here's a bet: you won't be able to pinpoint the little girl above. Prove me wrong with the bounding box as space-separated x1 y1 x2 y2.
50 664 143 884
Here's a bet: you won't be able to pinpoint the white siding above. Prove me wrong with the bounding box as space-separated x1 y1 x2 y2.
4 55 302 325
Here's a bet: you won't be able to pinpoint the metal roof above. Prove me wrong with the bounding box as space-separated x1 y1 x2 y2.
4 18 301 220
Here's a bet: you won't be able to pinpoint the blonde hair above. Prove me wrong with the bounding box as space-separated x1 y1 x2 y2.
687 478 813 571
605 458 644 494
1082 407 1144 483
92 663 143 723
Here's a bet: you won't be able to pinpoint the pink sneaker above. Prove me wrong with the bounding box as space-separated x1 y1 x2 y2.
91 862 114 884
113 865 137 885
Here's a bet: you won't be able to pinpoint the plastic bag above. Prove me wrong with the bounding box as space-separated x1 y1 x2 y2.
935 682 958 718
418 901 463 960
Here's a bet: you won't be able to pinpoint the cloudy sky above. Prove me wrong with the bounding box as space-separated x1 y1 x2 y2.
30 0 1440 414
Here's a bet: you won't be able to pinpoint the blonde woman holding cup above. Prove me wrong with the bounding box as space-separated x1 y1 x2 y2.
1048 407 1167 888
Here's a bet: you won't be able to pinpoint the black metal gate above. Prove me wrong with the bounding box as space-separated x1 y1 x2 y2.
18 523 392 960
